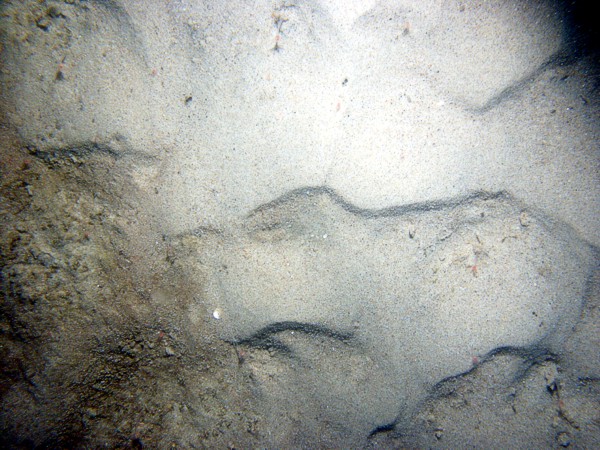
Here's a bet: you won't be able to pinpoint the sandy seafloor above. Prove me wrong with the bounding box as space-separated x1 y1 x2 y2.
0 0 599 448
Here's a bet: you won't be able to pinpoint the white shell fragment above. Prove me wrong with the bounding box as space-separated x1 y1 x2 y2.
212 308 222 320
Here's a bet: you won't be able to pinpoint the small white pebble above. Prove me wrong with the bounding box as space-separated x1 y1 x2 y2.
323 234 328 239
212 308 222 320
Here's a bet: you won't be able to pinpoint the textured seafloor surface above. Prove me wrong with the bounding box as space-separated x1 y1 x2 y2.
1 0 598 447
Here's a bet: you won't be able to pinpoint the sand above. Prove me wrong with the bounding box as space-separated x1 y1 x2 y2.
1 0 598 447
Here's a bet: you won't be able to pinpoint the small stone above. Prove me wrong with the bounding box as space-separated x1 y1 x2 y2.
556 432 570 447
408 226 416 239
543 363 559 393
165 346 175 357
434 429 443 440
519 211 531 227
36 15 51 30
